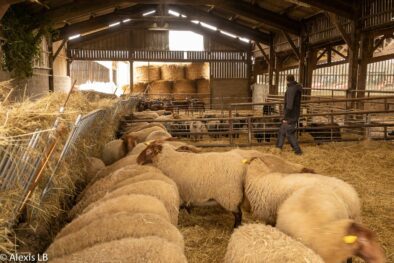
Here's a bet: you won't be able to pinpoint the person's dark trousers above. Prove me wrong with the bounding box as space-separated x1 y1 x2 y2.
276 122 302 154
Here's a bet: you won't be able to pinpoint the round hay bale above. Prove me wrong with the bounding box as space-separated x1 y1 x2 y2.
173 80 196 100
197 79 210 106
161 64 185 81
132 83 147 95
135 66 161 83
148 81 172 99
185 63 209 80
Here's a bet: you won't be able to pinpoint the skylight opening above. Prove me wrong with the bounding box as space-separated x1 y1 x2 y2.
220 30 237 38
109 22 120 27
169 31 204 51
69 34 81 40
142 10 156 16
168 10 180 17
239 37 251 43
200 22 217 31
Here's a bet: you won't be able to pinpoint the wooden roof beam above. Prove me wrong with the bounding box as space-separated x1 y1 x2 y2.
295 0 354 19
170 5 272 44
55 5 156 40
217 0 301 35
256 43 270 64
281 30 300 60
326 12 353 50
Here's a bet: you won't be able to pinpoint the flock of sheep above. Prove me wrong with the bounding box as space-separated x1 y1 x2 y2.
45 109 385 263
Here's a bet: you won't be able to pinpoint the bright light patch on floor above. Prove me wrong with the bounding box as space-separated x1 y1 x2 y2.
191 20 199 24
123 18 131 23
169 31 204 51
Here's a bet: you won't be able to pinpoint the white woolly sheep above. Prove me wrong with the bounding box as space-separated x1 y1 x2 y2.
123 126 166 146
85 157 105 182
76 165 162 204
125 122 166 133
47 212 184 259
189 121 207 141
137 142 249 227
277 185 385 263
48 236 187 263
128 140 201 156
70 170 176 219
224 223 324 263
244 158 360 226
101 139 127 165
58 194 170 239
74 180 180 225
230 149 314 174
145 130 172 142
132 111 160 119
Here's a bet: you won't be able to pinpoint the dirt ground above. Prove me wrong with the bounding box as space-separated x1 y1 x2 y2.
178 140 394 263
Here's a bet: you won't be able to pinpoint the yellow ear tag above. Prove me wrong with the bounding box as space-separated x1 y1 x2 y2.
242 159 249 164
144 141 152 146
343 235 358 244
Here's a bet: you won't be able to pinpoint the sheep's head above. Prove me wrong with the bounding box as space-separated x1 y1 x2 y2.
122 133 138 152
137 143 163 164
346 222 386 263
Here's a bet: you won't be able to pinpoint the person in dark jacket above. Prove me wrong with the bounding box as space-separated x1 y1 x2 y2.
276 75 302 155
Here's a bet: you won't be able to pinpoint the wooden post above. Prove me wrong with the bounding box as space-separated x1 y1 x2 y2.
269 40 275 94
47 36 54 92
304 49 317 98
274 54 280 95
298 31 307 87
356 33 374 109
347 5 361 105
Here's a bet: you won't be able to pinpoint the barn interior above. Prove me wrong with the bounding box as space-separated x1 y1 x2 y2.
0 0 393 263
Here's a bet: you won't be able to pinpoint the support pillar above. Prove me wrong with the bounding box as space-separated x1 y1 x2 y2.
298 30 308 87
304 49 317 99
357 33 373 100
269 41 275 94
274 54 280 95
47 36 54 92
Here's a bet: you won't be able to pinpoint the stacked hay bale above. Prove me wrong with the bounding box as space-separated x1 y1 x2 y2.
161 64 185 81
173 79 196 100
185 63 209 80
147 81 172 99
45 114 194 262
132 66 160 96
131 83 147 95
196 79 210 106
135 66 161 83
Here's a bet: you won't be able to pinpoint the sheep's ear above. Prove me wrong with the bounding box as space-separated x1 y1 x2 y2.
137 144 162 164
346 222 386 263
